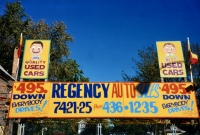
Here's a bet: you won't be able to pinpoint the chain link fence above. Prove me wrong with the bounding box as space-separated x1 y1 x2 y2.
8 118 200 135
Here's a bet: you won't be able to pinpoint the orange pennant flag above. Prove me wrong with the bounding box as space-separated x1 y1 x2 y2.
190 51 198 64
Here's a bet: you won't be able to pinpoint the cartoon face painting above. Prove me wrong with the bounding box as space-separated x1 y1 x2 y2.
163 43 177 62
163 43 176 56
30 41 43 60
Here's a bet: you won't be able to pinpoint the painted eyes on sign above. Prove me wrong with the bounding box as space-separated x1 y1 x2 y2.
166 47 173 51
31 46 41 52
164 46 174 52
31 46 41 49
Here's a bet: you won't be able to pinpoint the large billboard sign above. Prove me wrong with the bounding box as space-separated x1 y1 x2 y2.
156 41 186 78
20 40 51 79
9 82 198 118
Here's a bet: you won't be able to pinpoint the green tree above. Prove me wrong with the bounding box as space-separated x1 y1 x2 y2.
0 1 30 74
0 1 89 82
122 41 200 85
122 45 160 82
0 1 88 135
122 41 200 133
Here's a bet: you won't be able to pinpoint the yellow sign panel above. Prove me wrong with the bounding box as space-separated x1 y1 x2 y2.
156 41 186 78
9 82 198 118
9 82 50 117
20 40 51 79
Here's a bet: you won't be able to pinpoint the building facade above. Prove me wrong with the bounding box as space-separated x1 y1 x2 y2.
0 65 15 135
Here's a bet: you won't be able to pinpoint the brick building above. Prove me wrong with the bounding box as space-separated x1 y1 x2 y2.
0 65 16 134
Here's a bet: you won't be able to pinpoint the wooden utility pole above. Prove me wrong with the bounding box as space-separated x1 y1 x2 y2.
4 47 19 135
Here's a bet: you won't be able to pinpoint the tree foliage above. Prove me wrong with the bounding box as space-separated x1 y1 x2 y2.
122 42 200 86
122 41 200 132
122 45 160 82
0 1 89 82
0 1 29 74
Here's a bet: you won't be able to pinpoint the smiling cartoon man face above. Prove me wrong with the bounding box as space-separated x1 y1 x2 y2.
30 41 43 60
163 43 176 56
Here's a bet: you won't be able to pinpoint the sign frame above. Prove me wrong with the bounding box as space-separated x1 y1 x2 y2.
156 41 187 78
20 40 51 79
8 82 199 118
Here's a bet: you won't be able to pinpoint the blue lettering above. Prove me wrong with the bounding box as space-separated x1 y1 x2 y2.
163 95 168 99
93 84 101 98
163 95 190 100
52 83 110 98
61 84 67 98
68 83 76 98
102 84 109 98
84 84 93 98
36 105 41 111
30 106 35 111
13 94 20 99
168 105 191 114
38 94 45 99
137 84 159 98
16 108 23 113
183 95 190 100
13 94 45 99
76 84 82 98
15 106 39 113
52 83 61 98
21 95 26 99
28 94 38 99
149 84 159 98
175 95 183 99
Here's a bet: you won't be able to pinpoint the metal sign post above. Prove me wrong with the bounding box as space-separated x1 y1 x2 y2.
96 123 102 135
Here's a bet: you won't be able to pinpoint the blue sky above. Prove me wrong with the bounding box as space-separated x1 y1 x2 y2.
1 0 200 82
